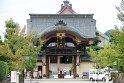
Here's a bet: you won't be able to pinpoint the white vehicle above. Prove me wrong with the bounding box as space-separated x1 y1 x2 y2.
89 69 111 81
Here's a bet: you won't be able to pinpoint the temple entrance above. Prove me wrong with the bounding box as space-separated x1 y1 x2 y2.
49 55 74 78
40 22 92 78
42 32 79 78
46 55 77 78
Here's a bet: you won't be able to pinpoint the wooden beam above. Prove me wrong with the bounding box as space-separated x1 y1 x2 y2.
45 54 77 56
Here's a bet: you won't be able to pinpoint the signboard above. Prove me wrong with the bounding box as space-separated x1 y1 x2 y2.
11 71 17 82
83 72 89 76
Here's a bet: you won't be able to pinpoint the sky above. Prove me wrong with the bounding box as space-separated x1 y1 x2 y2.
0 0 122 38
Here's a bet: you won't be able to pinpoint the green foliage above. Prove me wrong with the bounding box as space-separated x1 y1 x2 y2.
0 19 42 74
111 29 124 73
118 12 124 22
111 29 124 54
24 56 37 71
95 31 99 36
0 61 9 81
87 32 101 53
89 1 124 73
69 65 74 73
98 46 120 68
104 29 115 42
24 35 42 71
89 45 120 69
109 0 124 73
5 18 18 28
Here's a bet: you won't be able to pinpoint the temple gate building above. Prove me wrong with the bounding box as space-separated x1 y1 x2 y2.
27 0 97 78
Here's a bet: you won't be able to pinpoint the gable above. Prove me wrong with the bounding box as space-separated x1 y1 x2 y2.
60 8 74 14
57 0 76 14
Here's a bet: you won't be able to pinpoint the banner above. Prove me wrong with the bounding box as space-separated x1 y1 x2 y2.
11 71 17 82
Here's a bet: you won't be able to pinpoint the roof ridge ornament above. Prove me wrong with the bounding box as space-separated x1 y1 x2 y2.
55 20 67 26
57 0 76 14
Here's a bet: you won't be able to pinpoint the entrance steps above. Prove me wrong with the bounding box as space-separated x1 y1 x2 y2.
24 79 88 83
50 75 73 78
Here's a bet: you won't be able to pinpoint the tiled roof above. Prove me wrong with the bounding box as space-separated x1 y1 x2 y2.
39 24 95 39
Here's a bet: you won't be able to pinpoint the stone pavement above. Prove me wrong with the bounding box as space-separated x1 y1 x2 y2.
24 79 113 83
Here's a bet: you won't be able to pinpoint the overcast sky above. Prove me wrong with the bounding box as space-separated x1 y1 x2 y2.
0 0 122 38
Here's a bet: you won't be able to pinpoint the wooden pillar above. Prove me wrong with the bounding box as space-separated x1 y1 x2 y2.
57 56 60 72
73 55 76 78
76 55 80 76
42 55 46 76
46 55 49 78
43 65 46 76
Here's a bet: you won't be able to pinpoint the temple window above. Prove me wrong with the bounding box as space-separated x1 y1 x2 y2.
50 56 57 63
60 56 72 63
66 42 75 47
47 42 57 47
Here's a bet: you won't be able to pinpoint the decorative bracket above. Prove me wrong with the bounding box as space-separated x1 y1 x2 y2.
55 20 67 26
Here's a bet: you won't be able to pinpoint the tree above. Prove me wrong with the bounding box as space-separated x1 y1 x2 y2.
111 28 124 73
5 18 18 29
89 0 124 72
0 19 42 74
89 44 120 69
110 0 124 73
24 35 42 71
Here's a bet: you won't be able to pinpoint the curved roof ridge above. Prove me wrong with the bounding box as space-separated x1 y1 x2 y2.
38 25 94 39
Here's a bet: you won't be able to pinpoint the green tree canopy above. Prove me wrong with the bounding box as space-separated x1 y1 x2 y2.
0 19 42 73
89 1 124 73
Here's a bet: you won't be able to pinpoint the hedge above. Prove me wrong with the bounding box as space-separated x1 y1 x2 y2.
0 61 9 81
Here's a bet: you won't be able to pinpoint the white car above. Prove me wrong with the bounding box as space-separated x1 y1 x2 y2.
89 69 111 81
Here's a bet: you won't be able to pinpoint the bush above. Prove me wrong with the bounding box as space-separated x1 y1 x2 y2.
82 76 89 79
0 61 9 81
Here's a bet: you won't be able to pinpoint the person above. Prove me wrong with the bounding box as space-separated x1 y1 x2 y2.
63 70 66 76
38 71 42 78
69 70 71 76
